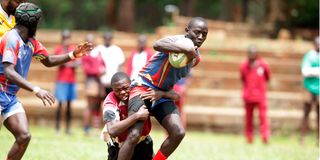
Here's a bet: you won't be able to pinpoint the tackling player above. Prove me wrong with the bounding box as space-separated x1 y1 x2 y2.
0 3 92 160
101 72 179 160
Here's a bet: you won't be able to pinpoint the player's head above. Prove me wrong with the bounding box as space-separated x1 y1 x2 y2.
103 32 113 47
15 2 42 37
111 72 131 102
314 36 319 52
85 34 95 44
247 45 258 61
137 34 147 51
185 17 208 48
61 29 71 46
2 0 26 15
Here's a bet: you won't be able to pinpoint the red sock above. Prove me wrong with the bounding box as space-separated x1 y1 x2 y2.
153 150 167 160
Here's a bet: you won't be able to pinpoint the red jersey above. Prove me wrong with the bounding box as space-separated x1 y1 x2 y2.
102 91 151 143
54 44 77 83
240 58 270 102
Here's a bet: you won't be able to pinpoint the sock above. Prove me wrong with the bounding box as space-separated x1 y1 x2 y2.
153 150 167 160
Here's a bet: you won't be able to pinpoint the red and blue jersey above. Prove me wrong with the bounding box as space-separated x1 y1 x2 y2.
134 49 200 91
0 29 48 95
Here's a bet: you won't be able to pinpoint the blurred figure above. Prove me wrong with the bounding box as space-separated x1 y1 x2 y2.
126 35 153 80
96 32 125 98
300 36 319 145
0 0 26 37
81 34 105 136
240 45 271 144
54 29 79 134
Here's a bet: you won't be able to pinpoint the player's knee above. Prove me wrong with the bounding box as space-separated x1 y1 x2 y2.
126 130 141 145
16 132 31 144
171 127 185 141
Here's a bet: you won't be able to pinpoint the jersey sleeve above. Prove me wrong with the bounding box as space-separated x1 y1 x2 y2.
31 39 49 61
1 36 19 65
102 102 120 123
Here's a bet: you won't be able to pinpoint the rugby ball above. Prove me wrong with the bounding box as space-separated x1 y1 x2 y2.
169 37 194 68
169 52 188 68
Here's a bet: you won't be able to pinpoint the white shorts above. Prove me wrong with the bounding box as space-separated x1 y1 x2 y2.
1 101 25 125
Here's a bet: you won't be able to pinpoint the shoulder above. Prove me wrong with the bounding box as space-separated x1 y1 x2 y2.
102 92 118 108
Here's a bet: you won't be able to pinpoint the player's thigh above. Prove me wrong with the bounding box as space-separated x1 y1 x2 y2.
151 101 179 125
4 112 29 137
128 95 151 116
132 136 153 160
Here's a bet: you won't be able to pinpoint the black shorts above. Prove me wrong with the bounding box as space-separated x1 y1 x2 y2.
107 135 154 160
128 96 179 124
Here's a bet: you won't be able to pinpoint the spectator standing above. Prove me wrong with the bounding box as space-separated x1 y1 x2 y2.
82 34 105 136
54 29 79 134
126 35 153 80
240 45 271 144
300 36 319 145
96 32 125 98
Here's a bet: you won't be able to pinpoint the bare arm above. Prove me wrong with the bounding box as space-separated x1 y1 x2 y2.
4 63 55 106
140 88 180 102
153 36 196 60
105 106 149 137
41 42 92 67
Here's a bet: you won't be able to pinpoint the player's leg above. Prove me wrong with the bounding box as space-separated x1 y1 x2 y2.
83 96 93 135
117 95 147 160
3 103 31 160
313 95 319 145
55 101 62 133
132 135 154 160
66 101 72 134
300 100 312 144
258 100 270 144
153 101 184 159
244 101 254 143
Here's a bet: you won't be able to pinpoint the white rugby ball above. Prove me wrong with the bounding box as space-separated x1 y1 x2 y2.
169 37 194 68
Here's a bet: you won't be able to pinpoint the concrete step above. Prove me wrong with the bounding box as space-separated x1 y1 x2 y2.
191 69 303 92
19 96 311 131
185 89 304 110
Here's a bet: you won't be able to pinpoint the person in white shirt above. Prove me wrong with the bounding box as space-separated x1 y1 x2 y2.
94 32 125 97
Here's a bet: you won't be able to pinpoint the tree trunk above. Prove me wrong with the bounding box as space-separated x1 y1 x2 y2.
117 0 135 32
181 0 195 16
106 0 116 27
220 0 232 21
242 0 248 22
267 0 284 22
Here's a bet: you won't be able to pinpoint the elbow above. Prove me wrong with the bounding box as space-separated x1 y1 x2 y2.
153 42 161 51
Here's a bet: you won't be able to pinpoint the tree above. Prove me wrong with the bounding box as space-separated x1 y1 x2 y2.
117 0 135 32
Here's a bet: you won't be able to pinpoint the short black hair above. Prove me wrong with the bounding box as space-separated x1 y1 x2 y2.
111 72 130 86
187 17 207 29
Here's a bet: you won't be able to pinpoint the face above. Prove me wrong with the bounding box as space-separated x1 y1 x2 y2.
185 21 208 47
112 79 131 102
137 36 147 51
7 0 26 15
103 33 113 47
248 47 258 61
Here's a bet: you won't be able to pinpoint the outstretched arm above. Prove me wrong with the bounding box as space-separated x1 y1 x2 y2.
41 42 92 67
140 88 180 102
153 36 197 60
104 106 149 137
4 63 55 106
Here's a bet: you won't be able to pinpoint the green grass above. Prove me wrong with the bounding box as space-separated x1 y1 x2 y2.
0 126 318 160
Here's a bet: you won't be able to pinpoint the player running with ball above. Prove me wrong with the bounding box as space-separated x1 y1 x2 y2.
117 17 208 160
0 3 92 160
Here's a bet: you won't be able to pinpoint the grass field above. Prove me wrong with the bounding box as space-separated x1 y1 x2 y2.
0 126 318 160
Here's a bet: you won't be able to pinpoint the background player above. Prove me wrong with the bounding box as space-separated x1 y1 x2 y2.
0 0 26 36
101 72 180 160
54 29 79 134
117 17 208 160
0 3 92 160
